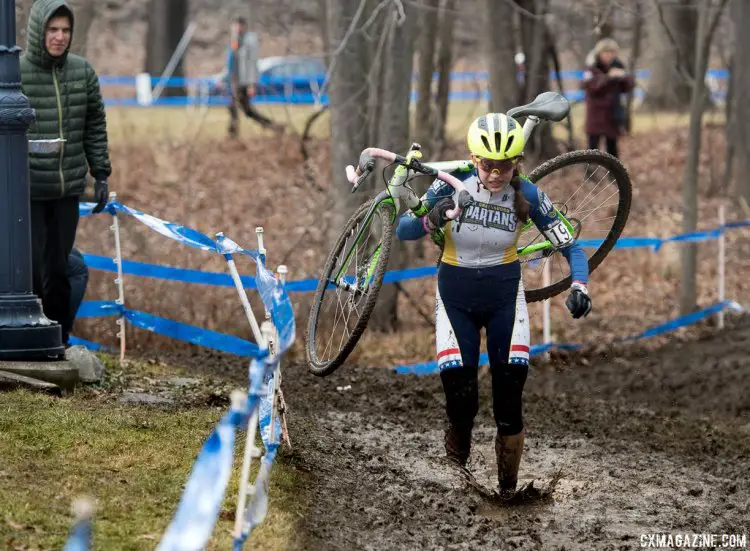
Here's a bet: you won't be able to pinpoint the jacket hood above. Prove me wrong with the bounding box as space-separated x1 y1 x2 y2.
26 0 75 69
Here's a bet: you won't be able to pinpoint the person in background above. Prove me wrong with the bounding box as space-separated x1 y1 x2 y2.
581 38 634 158
21 0 112 348
68 248 89 325
216 15 279 137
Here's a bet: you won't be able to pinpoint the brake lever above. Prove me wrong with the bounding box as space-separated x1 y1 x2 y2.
351 159 375 193
454 191 474 233
455 205 469 233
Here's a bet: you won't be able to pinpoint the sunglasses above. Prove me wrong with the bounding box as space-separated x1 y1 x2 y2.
475 157 519 173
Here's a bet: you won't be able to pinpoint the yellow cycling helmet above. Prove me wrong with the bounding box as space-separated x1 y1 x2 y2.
467 113 525 160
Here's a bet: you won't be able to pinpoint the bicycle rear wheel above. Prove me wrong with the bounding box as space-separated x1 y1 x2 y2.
305 198 395 377
519 149 632 303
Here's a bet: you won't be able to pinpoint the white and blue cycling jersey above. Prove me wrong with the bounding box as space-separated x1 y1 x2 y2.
395 167 589 284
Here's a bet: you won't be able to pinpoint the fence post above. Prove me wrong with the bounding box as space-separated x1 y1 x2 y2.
215 233 264 347
268 264 288 445
542 259 551 359
718 204 726 329
109 193 127 362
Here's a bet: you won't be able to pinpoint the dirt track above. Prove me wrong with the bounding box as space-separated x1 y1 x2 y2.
163 316 750 549
277 316 750 550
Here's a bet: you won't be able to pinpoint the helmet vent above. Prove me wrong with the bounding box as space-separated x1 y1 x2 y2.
505 135 515 153
494 132 503 152
481 135 491 151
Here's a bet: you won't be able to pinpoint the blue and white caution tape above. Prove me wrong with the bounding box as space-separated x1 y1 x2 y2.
77 201 750 289
75 300 123 318
124 309 260 357
62 499 94 551
156 392 249 551
254 256 295 353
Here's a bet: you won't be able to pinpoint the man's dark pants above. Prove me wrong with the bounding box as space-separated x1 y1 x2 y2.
30 196 80 345
229 87 274 135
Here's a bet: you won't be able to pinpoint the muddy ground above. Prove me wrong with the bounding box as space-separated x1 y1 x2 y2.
162 315 750 550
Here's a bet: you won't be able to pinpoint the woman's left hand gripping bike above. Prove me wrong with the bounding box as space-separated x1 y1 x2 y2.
305 92 633 377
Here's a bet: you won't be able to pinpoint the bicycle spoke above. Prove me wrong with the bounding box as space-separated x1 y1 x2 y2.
573 178 618 218
561 163 603 206
521 152 629 300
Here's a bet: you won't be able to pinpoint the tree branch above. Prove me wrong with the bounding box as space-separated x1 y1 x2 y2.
651 0 696 89
317 0 380 100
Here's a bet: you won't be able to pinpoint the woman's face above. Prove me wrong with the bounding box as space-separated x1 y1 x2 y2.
473 155 517 192
599 49 616 66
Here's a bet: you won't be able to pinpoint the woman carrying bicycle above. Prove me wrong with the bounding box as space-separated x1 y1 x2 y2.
395 113 592 500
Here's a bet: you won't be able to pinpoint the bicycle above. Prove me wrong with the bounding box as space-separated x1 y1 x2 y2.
305 91 632 377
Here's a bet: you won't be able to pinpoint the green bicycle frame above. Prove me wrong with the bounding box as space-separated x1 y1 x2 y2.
333 190 396 286
332 151 424 287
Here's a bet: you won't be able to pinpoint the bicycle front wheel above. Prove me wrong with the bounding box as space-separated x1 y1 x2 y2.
305 198 395 377
519 149 632 303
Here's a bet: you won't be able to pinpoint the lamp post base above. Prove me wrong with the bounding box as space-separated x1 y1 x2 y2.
0 295 64 361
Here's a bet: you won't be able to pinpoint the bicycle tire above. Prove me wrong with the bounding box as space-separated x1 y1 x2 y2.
305 198 395 377
524 149 632 303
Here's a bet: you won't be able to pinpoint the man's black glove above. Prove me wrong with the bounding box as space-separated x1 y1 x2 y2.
92 179 108 214
566 282 592 319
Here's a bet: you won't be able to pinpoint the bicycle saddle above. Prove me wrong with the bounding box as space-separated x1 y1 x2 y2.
507 91 570 122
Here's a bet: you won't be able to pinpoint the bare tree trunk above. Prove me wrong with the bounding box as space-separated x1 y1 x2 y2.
645 0 698 110
723 50 735 192
14 0 33 49
68 0 96 56
415 0 439 153
319 0 330 66
730 0 750 204
145 0 188 97
680 0 729 315
517 0 558 163
366 1 389 146
484 0 517 114
432 0 455 159
370 3 417 332
548 32 574 149
625 0 644 134
327 0 371 240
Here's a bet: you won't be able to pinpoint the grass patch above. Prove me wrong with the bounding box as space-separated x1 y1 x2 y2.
0 358 307 550
105 100 723 149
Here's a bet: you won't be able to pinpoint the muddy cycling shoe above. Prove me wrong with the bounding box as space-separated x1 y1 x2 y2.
444 424 472 467
495 487 517 502
495 431 525 500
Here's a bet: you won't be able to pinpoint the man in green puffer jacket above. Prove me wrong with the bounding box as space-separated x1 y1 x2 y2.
21 0 112 346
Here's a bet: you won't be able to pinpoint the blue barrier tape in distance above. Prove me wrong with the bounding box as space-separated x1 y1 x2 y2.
76 300 123 318
81 211 749 290
394 301 744 375
82 253 255 287
68 336 111 352
98 68 728 90
78 200 749 289
124 309 259 357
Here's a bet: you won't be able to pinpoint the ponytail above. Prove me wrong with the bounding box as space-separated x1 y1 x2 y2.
509 170 530 223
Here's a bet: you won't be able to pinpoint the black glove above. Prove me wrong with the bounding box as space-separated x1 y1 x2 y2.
566 282 592 319
425 197 455 231
92 179 108 214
